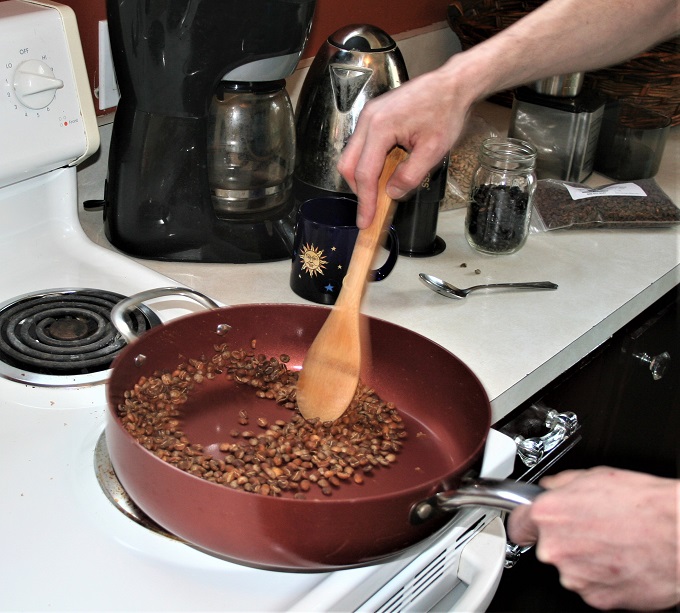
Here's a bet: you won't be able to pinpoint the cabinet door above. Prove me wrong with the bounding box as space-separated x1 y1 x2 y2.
598 287 679 477
489 288 679 613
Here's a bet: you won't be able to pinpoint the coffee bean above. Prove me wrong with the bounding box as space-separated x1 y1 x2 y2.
533 178 680 229
466 184 530 252
116 341 408 498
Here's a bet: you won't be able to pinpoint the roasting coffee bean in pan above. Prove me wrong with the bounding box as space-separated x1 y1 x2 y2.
116 342 408 499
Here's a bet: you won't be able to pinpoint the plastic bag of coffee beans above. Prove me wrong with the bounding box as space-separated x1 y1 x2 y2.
440 115 499 211
530 178 680 231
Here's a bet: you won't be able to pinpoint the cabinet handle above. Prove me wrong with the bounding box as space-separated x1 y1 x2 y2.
514 409 579 467
632 351 670 381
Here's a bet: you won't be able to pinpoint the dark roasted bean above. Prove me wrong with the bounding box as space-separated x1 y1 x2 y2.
533 178 680 229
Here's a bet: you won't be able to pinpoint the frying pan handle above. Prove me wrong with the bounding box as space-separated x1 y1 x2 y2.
111 286 221 344
410 479 543 525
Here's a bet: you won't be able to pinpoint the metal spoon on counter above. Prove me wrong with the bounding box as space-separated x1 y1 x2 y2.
419 273 558 299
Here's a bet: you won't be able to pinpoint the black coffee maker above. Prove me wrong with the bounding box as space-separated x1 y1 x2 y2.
104 0 315 262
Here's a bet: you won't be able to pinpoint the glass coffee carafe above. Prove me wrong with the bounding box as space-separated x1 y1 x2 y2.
207 80 295 219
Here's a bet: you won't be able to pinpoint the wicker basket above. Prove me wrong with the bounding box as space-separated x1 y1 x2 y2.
447 0 680 126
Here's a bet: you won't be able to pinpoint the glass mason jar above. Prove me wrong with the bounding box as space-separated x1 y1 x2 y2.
465 137 537 255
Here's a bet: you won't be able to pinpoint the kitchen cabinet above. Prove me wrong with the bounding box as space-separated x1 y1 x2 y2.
595 285 679 477
489 284 679 613
550 283 680 476
495 284 679 478
549 285 676 466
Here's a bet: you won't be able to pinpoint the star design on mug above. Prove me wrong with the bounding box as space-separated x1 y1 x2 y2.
299 243 328 277
324 283 335 292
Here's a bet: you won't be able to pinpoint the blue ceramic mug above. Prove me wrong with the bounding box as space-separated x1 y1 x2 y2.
290 197 399 305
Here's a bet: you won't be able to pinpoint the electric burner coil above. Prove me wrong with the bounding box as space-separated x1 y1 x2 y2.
0 289 160 386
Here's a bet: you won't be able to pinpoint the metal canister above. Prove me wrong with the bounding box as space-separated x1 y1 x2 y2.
531 72 585 97
392 156 449 256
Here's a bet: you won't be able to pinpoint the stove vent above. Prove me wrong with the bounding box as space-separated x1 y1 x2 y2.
367 514 490 613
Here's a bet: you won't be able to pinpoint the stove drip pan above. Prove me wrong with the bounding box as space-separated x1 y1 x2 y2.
0 288 160 386
94 432 177 540
95 432 269 563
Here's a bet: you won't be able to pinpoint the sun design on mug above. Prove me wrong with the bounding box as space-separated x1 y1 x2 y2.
299 243 328 277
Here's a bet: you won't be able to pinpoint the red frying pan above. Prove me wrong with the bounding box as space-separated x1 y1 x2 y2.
106 288 538 571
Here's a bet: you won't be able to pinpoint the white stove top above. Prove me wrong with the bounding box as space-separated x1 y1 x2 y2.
0 2 510 611
3 379 505 611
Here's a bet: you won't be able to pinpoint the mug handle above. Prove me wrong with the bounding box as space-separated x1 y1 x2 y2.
370 226 399 282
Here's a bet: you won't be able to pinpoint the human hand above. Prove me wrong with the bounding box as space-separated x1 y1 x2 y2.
508 466 680 611
337 66 472 228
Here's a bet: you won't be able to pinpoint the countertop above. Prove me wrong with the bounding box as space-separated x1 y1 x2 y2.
78 102 680 424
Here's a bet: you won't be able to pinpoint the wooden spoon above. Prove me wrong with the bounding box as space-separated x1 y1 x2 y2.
296 146 408 422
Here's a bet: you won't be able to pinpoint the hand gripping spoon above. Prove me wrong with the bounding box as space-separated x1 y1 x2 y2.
296 147 408 422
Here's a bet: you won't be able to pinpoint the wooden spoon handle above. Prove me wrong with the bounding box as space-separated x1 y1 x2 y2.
336 147 409 308
295 147 408 422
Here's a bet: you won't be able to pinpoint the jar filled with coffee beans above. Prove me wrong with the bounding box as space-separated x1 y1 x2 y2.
465 137 537 254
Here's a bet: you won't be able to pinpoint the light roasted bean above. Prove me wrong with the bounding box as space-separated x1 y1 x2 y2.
116 342 408 498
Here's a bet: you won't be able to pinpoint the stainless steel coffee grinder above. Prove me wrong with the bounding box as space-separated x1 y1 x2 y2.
508 73 605 183
104 0 315 263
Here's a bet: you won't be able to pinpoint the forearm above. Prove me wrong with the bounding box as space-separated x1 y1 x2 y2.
442 0 680 105
339 0 680 227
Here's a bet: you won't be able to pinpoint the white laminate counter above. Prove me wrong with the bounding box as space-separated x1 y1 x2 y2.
78 102 680 424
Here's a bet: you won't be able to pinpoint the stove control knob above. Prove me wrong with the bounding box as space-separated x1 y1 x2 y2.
13 60 64 110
